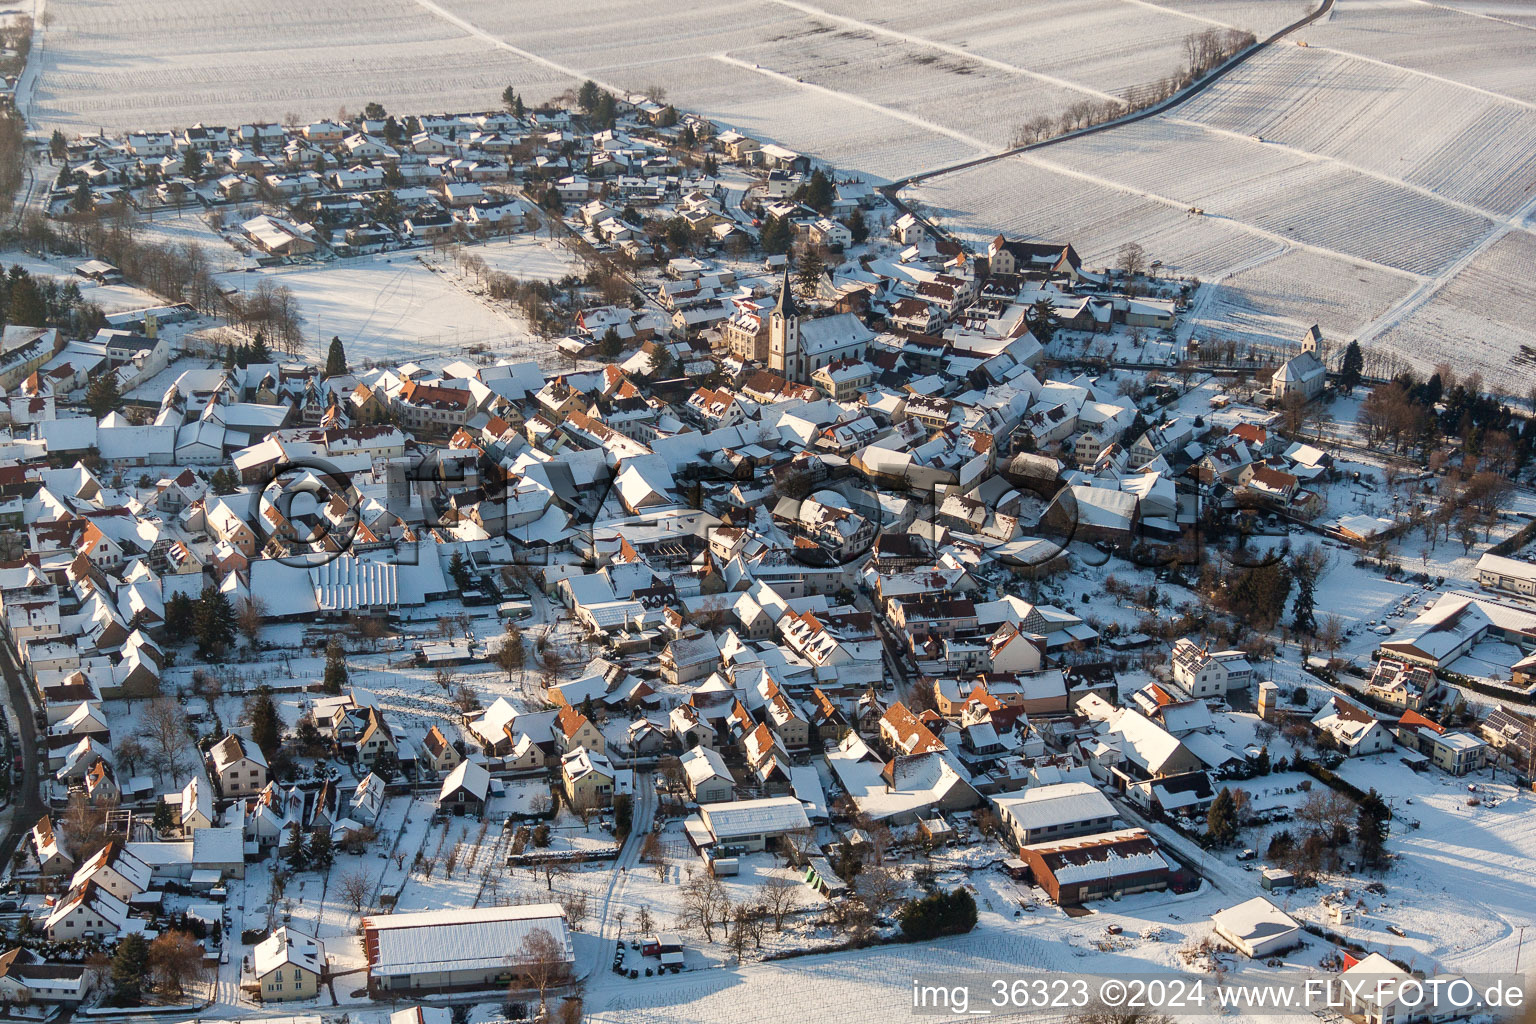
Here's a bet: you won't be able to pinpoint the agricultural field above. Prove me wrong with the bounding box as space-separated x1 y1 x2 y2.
215 247 579 369
1183 247 1414 353
1372 231 1536 397
905 0 1536 391
31 0 1312 181
26 0 584 136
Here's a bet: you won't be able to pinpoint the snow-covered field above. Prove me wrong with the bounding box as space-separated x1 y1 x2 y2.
461 234 584 282
130 209 260 272
32 0 1310 181
25 0 582 137
215 242 581 368
906 0 1536 392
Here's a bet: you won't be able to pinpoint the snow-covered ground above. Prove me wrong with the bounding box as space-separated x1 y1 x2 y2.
214 244 581 368
905 0 1536 393
31 0 1310 182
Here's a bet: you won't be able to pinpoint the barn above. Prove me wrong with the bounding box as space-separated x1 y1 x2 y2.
361 904 571 994
1019 828 1171 906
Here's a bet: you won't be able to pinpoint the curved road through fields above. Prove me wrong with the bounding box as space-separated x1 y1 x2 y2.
884 0 1337 230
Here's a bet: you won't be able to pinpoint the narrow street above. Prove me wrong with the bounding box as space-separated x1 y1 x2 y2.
0 639 43 870
583 774 657 982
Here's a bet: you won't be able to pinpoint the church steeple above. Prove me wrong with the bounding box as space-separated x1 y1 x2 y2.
774 264 799 318
769 263 802 381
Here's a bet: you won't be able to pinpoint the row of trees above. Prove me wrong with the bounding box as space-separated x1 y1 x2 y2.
1360 365 1536 472
1008 27 1254 148
12 212 307 354
0 263 107 335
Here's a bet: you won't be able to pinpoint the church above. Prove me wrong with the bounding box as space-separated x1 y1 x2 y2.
1272 324 1327 403
768 267 874 383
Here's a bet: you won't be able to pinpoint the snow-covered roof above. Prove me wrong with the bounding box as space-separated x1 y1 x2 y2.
362 904 572 978
439 759 491 803
1212 896 1300 948
699 795 808 840
995 782 1114 832
254 925 324 979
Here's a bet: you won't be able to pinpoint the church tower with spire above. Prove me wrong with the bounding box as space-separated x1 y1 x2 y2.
768 265 803 381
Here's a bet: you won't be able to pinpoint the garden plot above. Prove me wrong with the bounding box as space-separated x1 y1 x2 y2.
1317 757 1536 970
460 236 584 283
1374 231 1536 395
786 0 1317 99
438 0 801 79
727 29 1088 151
129 211 258 272
28 0 582 134
615 55 981 181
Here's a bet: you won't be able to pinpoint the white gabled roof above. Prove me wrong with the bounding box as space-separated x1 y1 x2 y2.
1212 896 1299 946
254 925 324 979
680 745 732 786
362 904 571 978
699 795 808 839
995 782 1115 831
438 759 491 803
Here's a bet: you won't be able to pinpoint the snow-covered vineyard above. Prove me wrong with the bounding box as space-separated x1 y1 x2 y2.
906 0 1536 392
1 1 1536 1024
26 0 1317 181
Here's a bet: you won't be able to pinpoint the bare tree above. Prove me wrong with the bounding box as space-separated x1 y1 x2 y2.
510 927 569 1018
337 870 372 916
142 696 189 780
1070 1007 1174 1024
854 865 902 921
780 827 817 867
237 596 267 647
1117 242 1147 280
1317 614 1346 658
115 735 147 776
726 901 752 962
60 791 117 861
677 869 727 941
147 930 206 996
758 875 800 932
641 831 667 881
451 681 481 714
559 892 590 932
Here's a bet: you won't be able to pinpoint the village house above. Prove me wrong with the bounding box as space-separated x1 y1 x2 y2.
994 782 1118 849
437 760 491 816
254 926 325 1001
207 733 269 798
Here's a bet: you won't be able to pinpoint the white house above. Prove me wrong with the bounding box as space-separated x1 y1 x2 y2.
208 733 269 798
1310 696 1394 757
44 882 127 939
680 745 734 804
1170 638 1254 699
1211 897 1300 957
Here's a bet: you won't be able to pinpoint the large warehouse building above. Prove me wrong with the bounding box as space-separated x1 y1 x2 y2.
1019 827 1172 906
361 904 572 994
